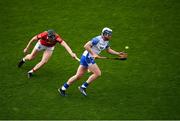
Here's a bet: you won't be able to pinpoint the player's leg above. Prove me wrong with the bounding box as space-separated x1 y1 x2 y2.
24 48 39 61
67 65 87 85
18 42 41 68
28 49 53 78
58 65 87 96
79 63 101 96
85 63 101 84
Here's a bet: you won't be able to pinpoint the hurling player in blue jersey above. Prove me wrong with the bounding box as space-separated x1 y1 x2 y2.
58 27 122 96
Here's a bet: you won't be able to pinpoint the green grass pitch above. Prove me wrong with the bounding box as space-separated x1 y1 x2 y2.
0 0 180 119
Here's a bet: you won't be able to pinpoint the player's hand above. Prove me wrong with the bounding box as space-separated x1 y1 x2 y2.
92 54 101 59
23 47 28 54
71 52 77 59
70 52 81 62
118 52 128 60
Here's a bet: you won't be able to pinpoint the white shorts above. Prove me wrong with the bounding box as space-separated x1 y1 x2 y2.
35 41 55 51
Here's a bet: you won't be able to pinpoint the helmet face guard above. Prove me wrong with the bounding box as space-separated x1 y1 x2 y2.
103 30 112 36
102 27 112 36
47 29 56 40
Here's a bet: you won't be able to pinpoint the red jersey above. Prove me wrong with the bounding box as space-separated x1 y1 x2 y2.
37 31 63 47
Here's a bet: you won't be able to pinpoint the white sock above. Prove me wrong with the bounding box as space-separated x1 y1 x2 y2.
61 86 66 91
23 58 26 62
81 85 86 88
28 70 34 73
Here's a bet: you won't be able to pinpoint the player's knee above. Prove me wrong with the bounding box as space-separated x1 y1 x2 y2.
95 70 101 77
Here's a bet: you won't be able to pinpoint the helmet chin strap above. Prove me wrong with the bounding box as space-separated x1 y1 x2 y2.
102 35 110 41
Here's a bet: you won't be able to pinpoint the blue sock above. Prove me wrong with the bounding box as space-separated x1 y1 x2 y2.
81 82 89 88
61 83 69 90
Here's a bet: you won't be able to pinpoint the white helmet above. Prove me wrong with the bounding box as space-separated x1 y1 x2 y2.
102 27 112 36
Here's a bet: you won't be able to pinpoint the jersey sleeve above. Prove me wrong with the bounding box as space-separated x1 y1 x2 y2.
56 35 63 44
37 32 47 39
91 37 99 45
105 43 110 49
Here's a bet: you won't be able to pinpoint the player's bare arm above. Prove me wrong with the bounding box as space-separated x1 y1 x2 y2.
106 47 120 55
60 41 77 58
106 47 127 59
24 36 38 53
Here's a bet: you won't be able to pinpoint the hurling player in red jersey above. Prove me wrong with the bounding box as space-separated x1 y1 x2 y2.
18 29 77 78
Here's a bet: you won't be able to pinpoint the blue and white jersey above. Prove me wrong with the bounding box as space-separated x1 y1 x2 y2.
82 35 109 58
